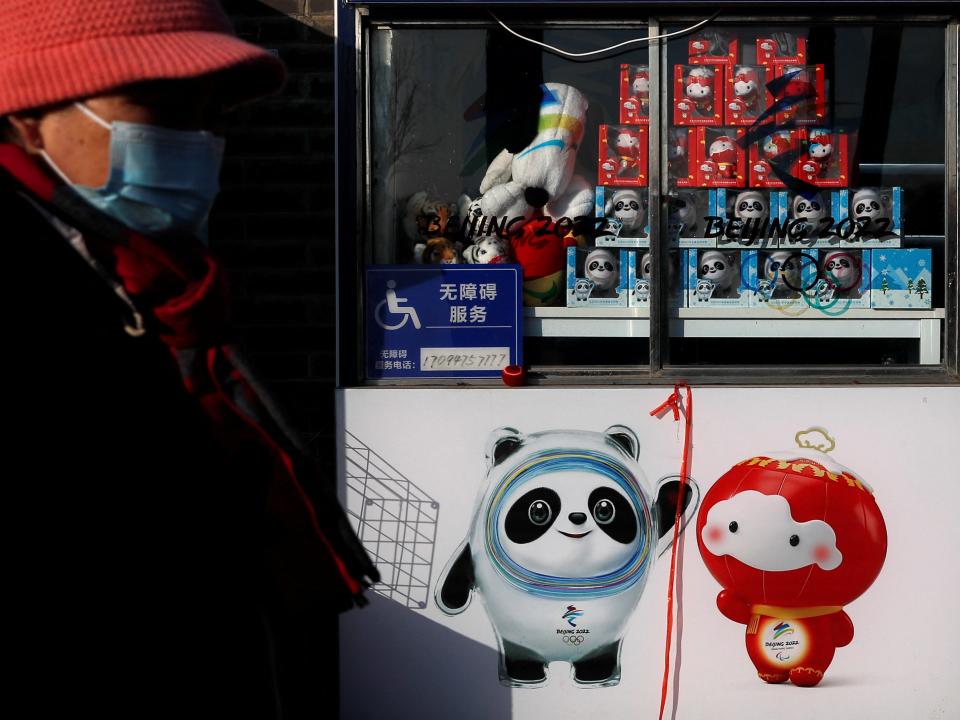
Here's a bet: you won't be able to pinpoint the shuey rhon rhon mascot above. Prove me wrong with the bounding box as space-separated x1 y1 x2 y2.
729 65 762 117
697 429 886 687
436 426 699 687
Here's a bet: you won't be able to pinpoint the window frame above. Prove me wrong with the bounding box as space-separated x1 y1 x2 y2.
335 3 960 386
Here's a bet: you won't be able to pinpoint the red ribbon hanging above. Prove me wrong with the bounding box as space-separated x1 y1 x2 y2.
650 384 693 720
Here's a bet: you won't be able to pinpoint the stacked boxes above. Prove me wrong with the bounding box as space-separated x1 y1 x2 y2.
604 30 919 310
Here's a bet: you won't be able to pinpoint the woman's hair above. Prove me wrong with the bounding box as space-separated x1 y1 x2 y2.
1 117 18 143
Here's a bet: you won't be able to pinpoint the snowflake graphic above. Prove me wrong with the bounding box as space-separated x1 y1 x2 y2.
878 254 887 262
918 259 926 267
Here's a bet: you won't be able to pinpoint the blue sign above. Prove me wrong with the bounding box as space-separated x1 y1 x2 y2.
366 265 523 379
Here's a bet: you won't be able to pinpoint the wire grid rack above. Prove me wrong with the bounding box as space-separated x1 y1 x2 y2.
343 431 439 608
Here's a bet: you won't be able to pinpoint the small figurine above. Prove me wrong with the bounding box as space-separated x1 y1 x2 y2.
631 68 650 116
605 189 646 236
731 66 761 114
709 136 739 179
684 66 715 116
821 250 862 298
699 249 738 299
584 248 619 293
800 129 833 177
615 129 642 174
763 133 792 162
668 129 689 179
762 250 802 298
668 191 700 237
733 190 769 223
850 188 893 237
792 192 828 239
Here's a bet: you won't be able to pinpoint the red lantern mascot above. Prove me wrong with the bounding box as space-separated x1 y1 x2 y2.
697 429 886 687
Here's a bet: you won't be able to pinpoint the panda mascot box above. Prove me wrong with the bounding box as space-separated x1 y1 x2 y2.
436 425 699 688
697 429 887 687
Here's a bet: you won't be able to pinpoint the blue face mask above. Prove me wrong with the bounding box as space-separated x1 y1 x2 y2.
42 103 225 240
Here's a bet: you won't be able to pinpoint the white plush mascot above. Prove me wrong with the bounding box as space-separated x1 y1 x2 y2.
473 83 594 222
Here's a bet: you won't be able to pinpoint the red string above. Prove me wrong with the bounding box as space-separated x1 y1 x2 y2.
650 384 693 720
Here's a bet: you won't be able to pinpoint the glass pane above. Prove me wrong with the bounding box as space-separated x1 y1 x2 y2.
367 23 651 373
663 23 946 367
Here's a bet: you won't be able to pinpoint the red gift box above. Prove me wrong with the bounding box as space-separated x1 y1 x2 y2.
724 64 775 126
748 129 800 188
598 124 648 187
619 64 650 125
797 128 850 188
697 127 746 188
756 35 808 65
774 64 827 126
669 127 698 188
688 33 737 65
674 65 722 126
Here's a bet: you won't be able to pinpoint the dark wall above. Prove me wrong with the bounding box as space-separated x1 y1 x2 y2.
214 0 337 471
214 3 339 716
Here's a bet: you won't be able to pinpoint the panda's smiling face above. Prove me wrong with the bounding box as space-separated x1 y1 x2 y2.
498 471 640 578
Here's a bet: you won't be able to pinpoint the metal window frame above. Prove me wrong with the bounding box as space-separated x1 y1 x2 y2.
335 3 960 387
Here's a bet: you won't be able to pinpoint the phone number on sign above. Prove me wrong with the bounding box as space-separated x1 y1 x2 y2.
420 347 510 371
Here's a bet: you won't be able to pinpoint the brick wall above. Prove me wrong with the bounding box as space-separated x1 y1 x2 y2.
213 0 337 473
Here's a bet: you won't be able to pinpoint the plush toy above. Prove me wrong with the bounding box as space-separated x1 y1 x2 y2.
605 189 646 235
473 83 593 222
697 429 886 687
801 129 833 177
436 425 699 687
463 235 512 265
509 214 578 306
709 136 738 179
417 236 463 265
403 191 470 264
850 188 892 236
465 83 593 303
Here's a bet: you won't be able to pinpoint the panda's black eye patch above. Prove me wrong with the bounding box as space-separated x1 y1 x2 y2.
504 487 561 544
587 487 637 544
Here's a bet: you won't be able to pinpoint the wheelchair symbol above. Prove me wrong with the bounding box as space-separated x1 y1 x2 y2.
375 280 421 330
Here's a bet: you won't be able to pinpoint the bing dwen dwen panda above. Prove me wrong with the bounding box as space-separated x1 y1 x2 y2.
436 426 699 688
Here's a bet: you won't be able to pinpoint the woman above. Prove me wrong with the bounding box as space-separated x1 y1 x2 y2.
1 1 376 715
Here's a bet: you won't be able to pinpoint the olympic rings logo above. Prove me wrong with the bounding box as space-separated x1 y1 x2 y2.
734 250 860 316
562 635 586 645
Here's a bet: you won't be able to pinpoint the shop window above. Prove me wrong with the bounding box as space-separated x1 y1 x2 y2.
356 11 957 382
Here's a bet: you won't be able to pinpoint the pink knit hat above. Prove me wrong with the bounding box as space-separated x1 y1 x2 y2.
0 0 285 116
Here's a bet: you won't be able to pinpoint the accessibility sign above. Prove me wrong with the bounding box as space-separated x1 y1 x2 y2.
365 265 523 379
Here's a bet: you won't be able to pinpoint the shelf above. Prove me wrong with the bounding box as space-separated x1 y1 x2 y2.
525 308 946 364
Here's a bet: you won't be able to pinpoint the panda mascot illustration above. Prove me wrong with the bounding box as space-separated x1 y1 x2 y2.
435 426 699 688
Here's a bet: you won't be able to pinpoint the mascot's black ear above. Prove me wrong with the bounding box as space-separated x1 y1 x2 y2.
604 425 640 461
486 427 523 469
435 543 475 615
